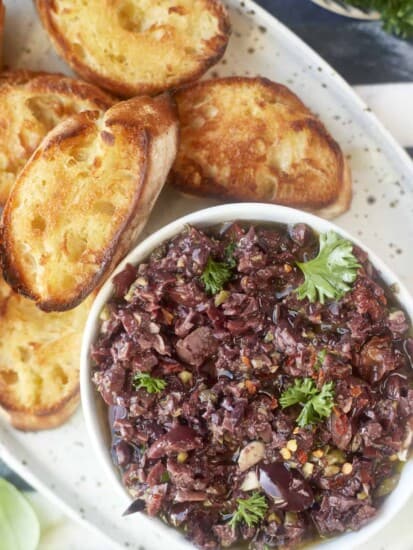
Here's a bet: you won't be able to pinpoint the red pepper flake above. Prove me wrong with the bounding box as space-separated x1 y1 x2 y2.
270 397 278 410
161 308 174 325
241 356 252 368
351 386 362 398
296 449 308 465
245 380 257 394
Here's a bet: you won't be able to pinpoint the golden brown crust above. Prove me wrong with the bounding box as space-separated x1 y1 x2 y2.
0 70 115 109
0 277 92 431
0 391 80 431
35 0 231 97
0 70 114 206
0 94 179 311
170 77 352 218
312 157 352 218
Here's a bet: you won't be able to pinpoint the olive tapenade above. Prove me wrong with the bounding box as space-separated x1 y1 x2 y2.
92 222 413 549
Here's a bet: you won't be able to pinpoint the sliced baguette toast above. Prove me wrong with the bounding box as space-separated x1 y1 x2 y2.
0 276 93 431
35 0 230 97
170 77 352 218
0 94 179 311
0 70 114 206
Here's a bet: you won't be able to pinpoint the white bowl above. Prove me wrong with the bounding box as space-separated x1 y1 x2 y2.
81 203 413 550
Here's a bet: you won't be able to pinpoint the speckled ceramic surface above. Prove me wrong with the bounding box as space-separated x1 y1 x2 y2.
1 1 413 549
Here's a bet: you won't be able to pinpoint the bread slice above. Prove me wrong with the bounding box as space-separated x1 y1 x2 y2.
0 94 179 311
35 0 230 97
169 77 352 218
0 276 93 431
0 70 114 206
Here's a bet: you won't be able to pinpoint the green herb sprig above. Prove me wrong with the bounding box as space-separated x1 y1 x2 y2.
228 492 268 528
201 243 237 295
346 0 413 38
133 372 166 394
296 231 360 304
280 378 335 428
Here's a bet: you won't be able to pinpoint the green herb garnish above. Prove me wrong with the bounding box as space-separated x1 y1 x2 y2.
133 372 166 394
201 256 233 295
280 378 335 428
345 0 413 37
228 492 268 528
0 478 40 550
314 349 327 371
296 231 360 304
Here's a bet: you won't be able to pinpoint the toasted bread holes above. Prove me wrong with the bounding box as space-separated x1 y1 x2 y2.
25 95 65 129
64 229 88 262
0 370 18 385
118 2 144 32
108 53 127 66
52 365 69 387
31 215 46 232
70 146 91 163
18 346 30 362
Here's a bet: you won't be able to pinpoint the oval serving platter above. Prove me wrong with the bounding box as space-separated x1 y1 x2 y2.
1 1 413 549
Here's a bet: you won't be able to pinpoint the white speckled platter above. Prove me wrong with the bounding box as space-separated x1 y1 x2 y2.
1 1 413 549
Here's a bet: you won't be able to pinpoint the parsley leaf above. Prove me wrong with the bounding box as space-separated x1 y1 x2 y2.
279 378 317 408
280 378 335 428
228 492 268 528
345 0 413 37
296 231 360 304
201 256 233 294
133 372 166 394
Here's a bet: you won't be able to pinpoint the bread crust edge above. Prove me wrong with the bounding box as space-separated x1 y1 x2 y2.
0 387 80 431
0 69 115 110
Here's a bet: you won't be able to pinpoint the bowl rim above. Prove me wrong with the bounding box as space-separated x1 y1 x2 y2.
81 202 413 550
